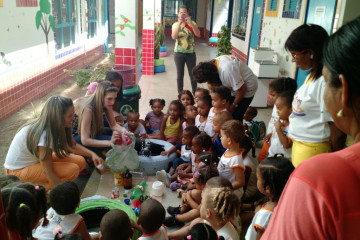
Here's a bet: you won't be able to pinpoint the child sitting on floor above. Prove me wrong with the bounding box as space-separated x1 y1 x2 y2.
245 155 294 240
98 209 133 240
132 199 168 240
145 98 166 135
33 181 91 240
124 110 147 138
178 90 195 108
164 153 219 227
169 134 213 191
160 100 184 145
156 126 200 186
243 107 257 122
212 111 233 159
194 88 210 107
218 120 246 199
207 86 231 138
182 105 198 130
168 176 240 240
195 95 212 134
186 223 225 240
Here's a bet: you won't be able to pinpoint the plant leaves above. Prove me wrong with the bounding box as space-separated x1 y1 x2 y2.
35 11 42 29
124 23 135 30
48 15 55 31
120 14 126 19
120 31 125 36
39 0 51 14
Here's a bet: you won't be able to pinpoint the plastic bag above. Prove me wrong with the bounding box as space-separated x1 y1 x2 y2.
105 132 139 173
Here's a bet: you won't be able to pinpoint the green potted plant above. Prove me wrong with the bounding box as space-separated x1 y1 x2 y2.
217 25 232 56
154 24 165 73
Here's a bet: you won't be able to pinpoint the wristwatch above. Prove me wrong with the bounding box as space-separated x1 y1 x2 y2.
232 102 238 108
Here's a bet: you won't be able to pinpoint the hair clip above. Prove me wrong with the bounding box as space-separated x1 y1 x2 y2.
35 185 40 190
6 180 12 185
217 236 221 239
53 226 63 238
186 235 191 240
194 171 201 178
198 162 206 168
274 153 284 158
19 203 26 208
54 96 58 101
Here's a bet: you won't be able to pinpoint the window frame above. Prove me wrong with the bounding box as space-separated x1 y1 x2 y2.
87 0 98 38
282 0 302 19
54 0 78 50
232 0 250 41
265 0 279 17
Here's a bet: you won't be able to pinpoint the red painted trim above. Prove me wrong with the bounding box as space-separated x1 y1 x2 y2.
0 45 103 121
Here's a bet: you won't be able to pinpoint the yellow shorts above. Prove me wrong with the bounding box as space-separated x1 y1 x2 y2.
292 140 331 167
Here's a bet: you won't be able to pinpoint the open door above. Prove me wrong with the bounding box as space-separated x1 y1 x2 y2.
295 0 337 87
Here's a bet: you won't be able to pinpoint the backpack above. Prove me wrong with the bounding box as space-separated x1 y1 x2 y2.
244 120 266 142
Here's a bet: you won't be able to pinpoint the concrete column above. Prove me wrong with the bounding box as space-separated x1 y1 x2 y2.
142 0 155 75
114 0 138 83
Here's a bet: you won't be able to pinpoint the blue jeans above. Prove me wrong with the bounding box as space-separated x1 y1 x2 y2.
172 158 189 170
74 127 112 153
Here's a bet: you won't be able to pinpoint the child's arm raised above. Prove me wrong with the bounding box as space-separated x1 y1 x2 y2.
274 120 292 148
232 167 246 190
160 115 168 140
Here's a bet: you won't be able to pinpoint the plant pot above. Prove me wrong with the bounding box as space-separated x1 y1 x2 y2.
159 52 167 57
154 58 164 66
154 65 165 73
160 46 167 52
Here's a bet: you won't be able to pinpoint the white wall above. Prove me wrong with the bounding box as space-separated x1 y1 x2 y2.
259 0 307 77
115 0 138 48
0 0 55 55
338 0 360 27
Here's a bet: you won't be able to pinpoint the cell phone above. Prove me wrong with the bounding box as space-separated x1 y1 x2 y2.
181 13 186 21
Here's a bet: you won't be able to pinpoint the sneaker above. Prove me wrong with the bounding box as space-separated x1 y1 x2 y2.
167 206 181 216
163 216 184 227
176 189 185 198
156 170 170 187
170 182 182 191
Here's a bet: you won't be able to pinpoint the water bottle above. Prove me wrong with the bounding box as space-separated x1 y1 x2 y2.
130 181 147 200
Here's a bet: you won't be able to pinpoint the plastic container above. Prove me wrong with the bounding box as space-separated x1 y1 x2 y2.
151 181 164 197
113 65 135 89
117 84 140 120
130 181 147 200
114 173 125 186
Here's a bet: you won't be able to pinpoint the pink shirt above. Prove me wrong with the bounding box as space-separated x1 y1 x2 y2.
262 142 360 239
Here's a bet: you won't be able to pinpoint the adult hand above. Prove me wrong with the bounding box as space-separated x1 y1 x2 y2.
110 131 121 144
185 16 192 25
91 153 103 166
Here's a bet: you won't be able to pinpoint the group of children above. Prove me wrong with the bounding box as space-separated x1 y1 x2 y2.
1 76 301 239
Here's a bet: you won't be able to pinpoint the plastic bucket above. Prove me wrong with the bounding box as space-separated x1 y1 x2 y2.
113 65 135 89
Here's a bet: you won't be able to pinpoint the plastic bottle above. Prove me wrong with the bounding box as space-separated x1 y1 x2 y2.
124 169 132 189
130 181 147 200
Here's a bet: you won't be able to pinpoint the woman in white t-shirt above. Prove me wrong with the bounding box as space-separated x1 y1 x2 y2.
284 24 346 167
4 96 102 190
192 55 258 122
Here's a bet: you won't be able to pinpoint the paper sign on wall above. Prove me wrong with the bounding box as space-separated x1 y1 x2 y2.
315 6 326 18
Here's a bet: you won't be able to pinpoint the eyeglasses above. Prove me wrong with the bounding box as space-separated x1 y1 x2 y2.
291 49 308 59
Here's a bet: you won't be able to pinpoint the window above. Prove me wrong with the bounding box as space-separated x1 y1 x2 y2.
232 0 249 40
282 0 302 19
87 0 98 38
54 0 77 50
265 0 279 17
